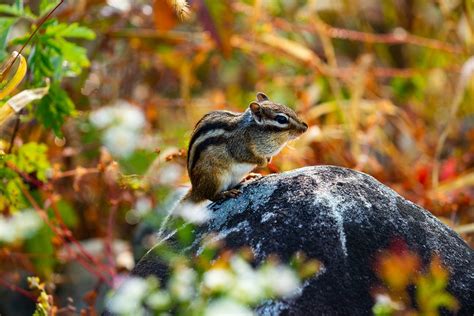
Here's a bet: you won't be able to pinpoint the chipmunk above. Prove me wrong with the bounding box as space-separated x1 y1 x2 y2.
183 92 308 203
152 92 308 247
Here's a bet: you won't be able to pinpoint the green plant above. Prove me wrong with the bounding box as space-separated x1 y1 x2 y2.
373 241 458 315
3 2 95 135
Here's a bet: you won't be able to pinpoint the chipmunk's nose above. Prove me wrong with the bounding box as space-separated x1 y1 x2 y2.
300 122 308 132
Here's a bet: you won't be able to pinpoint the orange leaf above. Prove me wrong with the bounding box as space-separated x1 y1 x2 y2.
153 0 177 31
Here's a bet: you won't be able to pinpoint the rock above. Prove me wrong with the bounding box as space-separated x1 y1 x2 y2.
132 166 474 315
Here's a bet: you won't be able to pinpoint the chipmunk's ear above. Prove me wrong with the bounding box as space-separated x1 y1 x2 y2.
249 101 263 124
256 92 268 102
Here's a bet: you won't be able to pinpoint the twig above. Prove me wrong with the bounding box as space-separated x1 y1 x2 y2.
18 184 113 287
107 28 205 43
6 161 44 188
51 167 99 180
49 196 114 278
7 113 20 154
274 17 463 54
105 203 118 277
8 162 114 281
0 277 37 301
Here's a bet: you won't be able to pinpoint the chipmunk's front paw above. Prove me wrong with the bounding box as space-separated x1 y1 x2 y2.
215 188 241 200
243 172 263 182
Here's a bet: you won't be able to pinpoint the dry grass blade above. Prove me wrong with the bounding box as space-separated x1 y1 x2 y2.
454 223 474 234
259 32 327 74
429 172 474 195
349 55 373 161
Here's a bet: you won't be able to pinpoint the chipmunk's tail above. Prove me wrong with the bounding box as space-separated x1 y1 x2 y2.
182 188 205 203
156 189 189 238
145 189 204 257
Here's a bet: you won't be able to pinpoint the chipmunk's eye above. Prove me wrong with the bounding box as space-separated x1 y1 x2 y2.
275 114 289 124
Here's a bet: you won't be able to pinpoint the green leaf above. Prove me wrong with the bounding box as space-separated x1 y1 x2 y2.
47 200 78 228
0 4 35 19
28 43 54 84
0 17 17 51
119 150 157 174
39 0 58 16
0 4 22 17
8 142 51 182
45 22 96 40
6 18 93 137
28 22 94 80
0 174 27 212
54 38 90 73
25 225 55 277
372 302 394 316
14 0 23 12
35 83 75 136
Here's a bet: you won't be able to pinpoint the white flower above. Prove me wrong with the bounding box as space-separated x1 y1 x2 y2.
90 100 146 158
106 277 148 314
102 126 140 158
106 0 131 12
0 219 15 243
169 267 196 302
90 101 145 130
135 197 152 216
175 201 210 224
16 211 41 238
157 163 184 185
228 257 265 304
145 290 171 310
230 256 254 276
260 265 300 297
204 298 254 316
0 210 42 244
228 274 265 304
114 102 145 130
90 107 113 128
202 268 235 293
374 294 403 310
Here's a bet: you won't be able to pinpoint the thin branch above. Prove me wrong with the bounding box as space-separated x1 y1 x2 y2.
0 278 36 301
107 28 204 43
235 33 459 79
8 162 114 280
274 17 463 54
51 167 100 180
7 113 20 154
18 183 113 287
49 196 114 277
105 203 118 278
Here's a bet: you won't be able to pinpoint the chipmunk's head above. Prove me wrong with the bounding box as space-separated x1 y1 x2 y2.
249 92 308 139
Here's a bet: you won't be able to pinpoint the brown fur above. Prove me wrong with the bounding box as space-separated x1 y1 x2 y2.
185 92 307 202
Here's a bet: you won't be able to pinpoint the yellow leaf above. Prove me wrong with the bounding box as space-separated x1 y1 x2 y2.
0 52 27 99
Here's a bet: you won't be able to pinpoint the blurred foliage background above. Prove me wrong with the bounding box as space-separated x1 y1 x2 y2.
0 0 473 314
